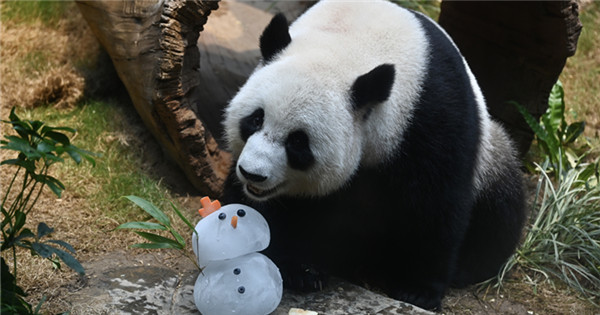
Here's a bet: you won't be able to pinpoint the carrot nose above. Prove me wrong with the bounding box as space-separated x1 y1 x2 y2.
231 215 238 229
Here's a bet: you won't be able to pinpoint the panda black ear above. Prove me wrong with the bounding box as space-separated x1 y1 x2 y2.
350 64 396 112
259 13 291 63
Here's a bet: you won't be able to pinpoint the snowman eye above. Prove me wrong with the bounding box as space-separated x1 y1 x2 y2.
218 212 226 220
237 286 245 294
237 209 246 217
233 268 241 275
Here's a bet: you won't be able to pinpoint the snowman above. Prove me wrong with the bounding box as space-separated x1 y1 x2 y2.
192 197 283 315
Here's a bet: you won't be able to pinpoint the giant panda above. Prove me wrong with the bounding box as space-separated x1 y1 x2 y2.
222 0 526 310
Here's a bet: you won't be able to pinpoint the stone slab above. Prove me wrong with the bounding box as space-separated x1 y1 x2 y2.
65 251 433 315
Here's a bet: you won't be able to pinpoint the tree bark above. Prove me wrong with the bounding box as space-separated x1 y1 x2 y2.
76 0 231 197
438 1 582 157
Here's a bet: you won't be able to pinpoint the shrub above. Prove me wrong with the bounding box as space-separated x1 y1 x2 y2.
1 107 96 314
497 81 600 304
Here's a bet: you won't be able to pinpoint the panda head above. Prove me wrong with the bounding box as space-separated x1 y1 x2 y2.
224 14 396 201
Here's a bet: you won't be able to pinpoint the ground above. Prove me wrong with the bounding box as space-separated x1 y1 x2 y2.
1 1 599 314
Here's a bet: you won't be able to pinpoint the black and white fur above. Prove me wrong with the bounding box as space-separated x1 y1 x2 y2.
222 0 526 310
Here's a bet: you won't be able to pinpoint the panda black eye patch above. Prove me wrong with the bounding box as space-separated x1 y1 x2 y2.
240 108 264 142
285 130 315 171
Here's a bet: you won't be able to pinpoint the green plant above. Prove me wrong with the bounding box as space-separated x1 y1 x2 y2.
1 107 96 314
116 195 200 270
498 160 600 302
513 80 587 173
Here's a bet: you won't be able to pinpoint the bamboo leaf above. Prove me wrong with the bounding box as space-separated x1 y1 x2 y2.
133 231 182 249
124 196 170 226
130 242 182 250
169 228 186 248
115 222 167 231
170 201 197 235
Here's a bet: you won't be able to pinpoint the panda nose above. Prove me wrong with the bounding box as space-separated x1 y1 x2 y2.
238 165 268 183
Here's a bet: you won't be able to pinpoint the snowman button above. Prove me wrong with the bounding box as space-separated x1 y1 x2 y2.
237 286 245 294
233 268 241 275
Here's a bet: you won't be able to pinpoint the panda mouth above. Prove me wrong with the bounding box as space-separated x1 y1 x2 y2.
245 183 281 199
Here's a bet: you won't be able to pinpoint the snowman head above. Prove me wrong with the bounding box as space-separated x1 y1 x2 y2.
192 199 270 265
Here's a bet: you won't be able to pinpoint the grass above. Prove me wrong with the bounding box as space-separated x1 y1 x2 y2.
0 1 70 27
497 162 600 302
12 101 178 223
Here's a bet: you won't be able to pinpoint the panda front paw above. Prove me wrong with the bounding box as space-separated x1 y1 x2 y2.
280 263 328 292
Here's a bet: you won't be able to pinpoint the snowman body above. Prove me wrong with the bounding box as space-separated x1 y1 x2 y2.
192 202 283 315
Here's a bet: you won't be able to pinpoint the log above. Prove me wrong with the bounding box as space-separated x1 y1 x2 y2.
76 0 231 197
438 1 582 157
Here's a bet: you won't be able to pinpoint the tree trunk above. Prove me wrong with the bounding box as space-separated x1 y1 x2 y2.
438 1 582 157
76 0 231 197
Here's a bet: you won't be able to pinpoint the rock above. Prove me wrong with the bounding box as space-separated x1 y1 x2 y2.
66 251 433 315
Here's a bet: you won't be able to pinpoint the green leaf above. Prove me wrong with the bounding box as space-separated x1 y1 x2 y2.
1 136 41 160
130 242 182 249
124 196 170 226
43 130 70 145
115 222 167 231
46 239 76 254
546 80 565 134
170 201 197 235
169 228 186 248
37 222 54 239
29 120 44 133
36 140 55 154
8 107 20 124
563 121 585 144
41 125 76 134
0 158 36 173
31 242 54 258
64 144 99 167
38 175 65 198
66 149 82 164
6 108 31 141
133 231 183 249
14 211 27 233
512 101 560 160
15 228 35 243
51 246 85 275
1 257 32 314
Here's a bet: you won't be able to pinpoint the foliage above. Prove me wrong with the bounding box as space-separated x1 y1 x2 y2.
1 107 96 314
498 161 600 301
116 195 200 270
497 80 600 303
513 80 588 174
